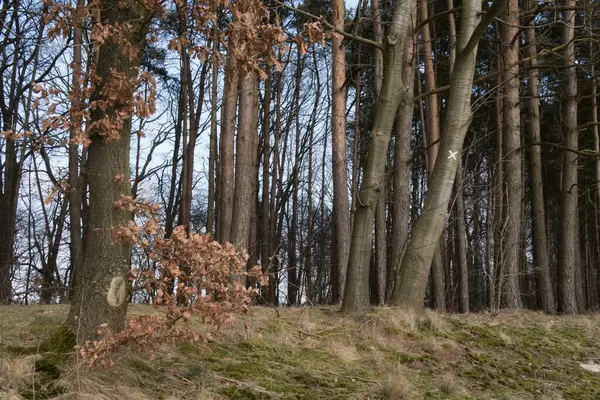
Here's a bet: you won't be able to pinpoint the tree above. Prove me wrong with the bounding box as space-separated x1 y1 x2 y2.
557 1 579 314
342 0 416 314
67 0 157 340
524 0 555 314
500 0 523 309
392 0 504 310
331 0 351 303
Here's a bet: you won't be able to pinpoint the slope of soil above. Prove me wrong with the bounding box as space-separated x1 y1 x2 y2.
1 305 600 399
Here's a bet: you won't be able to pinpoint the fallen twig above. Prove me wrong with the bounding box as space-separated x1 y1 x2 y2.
214 373 276 396
328 371 379 384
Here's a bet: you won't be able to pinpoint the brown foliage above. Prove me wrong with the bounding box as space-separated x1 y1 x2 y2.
80 198 266 367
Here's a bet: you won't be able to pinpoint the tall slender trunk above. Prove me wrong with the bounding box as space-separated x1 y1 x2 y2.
0 2 45 303
261 68 272 297
525 0 555 313
455 157 469 313
331 0 351 303
207 28 219 235
67 0 85 299
267 67 283 305
230 70 259 259
217 39 239 243
393 0 504 310
180 28 209 232
446 0 468 313
557 1 579 314
342 0 416 314
418 0 445 311
592 60 600 311
288 52 303 305
501 0 523 309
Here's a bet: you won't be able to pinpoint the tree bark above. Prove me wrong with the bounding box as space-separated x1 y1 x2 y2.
331 0 351 303
418 0 446 311
392 0 504 310
342 0 416 314
455 158 469 313
501 0 523 309
230 69 259 259
207 27 219 235
67 0 154 339
67 0 85 300
261 68 272 299
525 0 555 313
217 39 239 244
557 1 579 314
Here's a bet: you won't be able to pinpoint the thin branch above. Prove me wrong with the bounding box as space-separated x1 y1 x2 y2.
272 0 383 50
530 142 600 158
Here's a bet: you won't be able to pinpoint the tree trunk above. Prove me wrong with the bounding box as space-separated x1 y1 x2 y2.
230 70 259 260
217 40 239 244
67 0 85 300
455 158 469 313
288 52 303 305
557 1 579 314
67 0 154 340
207 28 219 235
525 0 555 313
500 0 523 309
261 68 272 298
418 0 446 311
342 0 416 314
331 0 351 304
392 0 503 310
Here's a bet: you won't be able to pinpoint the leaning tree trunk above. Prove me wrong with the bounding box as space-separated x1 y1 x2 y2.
557 0 579 314
418 0 445 312
67 0 154 340
341 0 416 314
392 0 504 310
525 0 555 314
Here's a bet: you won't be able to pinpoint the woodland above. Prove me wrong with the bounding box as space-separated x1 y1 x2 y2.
1 0 600 364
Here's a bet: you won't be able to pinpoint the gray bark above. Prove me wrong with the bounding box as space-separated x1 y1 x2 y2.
392 0 504 310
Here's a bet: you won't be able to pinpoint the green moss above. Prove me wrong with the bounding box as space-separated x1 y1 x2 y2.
218 387 265 399
39 324 76 356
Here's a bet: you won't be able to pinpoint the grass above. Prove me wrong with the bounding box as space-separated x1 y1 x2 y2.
2 305 600 399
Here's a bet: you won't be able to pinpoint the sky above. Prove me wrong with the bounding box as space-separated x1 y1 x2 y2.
346 0 360 9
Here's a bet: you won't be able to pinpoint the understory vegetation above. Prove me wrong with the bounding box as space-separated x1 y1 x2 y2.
2 305 600 399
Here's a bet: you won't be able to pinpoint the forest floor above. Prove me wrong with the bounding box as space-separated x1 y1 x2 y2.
1 305 600 399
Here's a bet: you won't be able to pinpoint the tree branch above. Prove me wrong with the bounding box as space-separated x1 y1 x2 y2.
272 0 383 50
462 0 505 57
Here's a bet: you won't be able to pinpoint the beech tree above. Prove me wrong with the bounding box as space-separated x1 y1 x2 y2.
4 0 600 320
342 0 416 314
392 0 504 310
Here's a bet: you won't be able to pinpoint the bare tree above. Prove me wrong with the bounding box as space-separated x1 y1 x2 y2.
392 1 504 310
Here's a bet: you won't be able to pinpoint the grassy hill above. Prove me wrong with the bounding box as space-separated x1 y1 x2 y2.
1 305 600 399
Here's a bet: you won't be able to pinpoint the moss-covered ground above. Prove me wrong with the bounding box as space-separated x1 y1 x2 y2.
1 305 600 399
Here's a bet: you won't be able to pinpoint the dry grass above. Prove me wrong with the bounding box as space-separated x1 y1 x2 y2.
437 373 462 395
326 341 360 362
372 367 416 400
0 355 37 395
3 305 600 399
419 309 449 332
